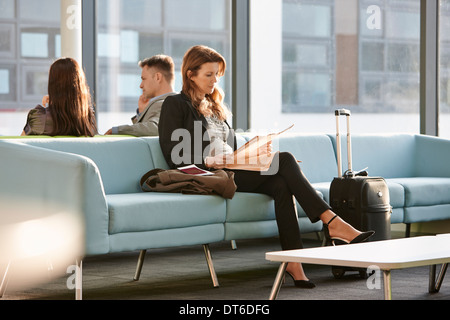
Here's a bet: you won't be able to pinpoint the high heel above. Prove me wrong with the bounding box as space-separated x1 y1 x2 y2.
284 271 316 289
323 215 375 246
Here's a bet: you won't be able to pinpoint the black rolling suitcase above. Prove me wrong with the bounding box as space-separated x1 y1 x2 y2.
329 109 392 279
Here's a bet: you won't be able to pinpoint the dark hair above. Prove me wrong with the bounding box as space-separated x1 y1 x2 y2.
139 55 175 84
181 45 228 121
48 58 97 137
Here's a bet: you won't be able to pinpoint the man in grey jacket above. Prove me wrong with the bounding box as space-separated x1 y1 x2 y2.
105 55 176 137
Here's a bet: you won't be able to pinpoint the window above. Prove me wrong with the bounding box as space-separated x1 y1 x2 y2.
0 0 60 136
1 1 447 139
440 0 450 139
0 0 231 136
359 0 420 115
96 0 232 133
251 0 421 135
282 0 334 113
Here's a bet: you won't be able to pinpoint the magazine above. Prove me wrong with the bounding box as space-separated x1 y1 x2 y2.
224 124 294 172
178 164 214 176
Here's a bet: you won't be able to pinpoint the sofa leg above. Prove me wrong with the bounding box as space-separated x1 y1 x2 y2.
405 224 411 238
203 244 219 288
321 231 327 247
231 240 238 250
0 261 11 298
134 250 147 281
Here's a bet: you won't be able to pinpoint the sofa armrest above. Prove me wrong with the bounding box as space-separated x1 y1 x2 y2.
0 140 109 255
415 135 450 177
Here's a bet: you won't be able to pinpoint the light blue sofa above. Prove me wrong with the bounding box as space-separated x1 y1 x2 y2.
1 133 450 298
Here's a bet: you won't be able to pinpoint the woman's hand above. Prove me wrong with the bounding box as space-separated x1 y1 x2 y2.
42 95 49 106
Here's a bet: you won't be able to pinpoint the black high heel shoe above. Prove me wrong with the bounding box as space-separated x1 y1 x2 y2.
284 271 316 289
323 215 375 246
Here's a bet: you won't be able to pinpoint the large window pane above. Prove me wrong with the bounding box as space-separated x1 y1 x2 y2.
120 0 162 28
96 0 231 133
0 0 15 19
440 0 450 138
19 0 60 23
0 0 60 136
283 3 331 37
165 0 227 31
260 0 422 135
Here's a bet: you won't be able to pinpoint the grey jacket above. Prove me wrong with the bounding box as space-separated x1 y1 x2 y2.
114 92 176 137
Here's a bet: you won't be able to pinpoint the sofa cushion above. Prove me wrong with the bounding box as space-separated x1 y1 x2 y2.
404 205 450 224
389 177 450 207
227 189 325 223
384 181 405 224
110 224 225 252
278 134 337 184
312 182 331 204
107 193 226 234
226 192 275 222
13 137 154 195
329 134 416 179
384 181 405 208
142 137 171 170
415 135 450 177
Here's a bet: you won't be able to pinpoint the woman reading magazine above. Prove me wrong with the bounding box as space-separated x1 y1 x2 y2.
158 45 374 288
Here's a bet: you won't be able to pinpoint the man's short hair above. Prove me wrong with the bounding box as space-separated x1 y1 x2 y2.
139 55 175 83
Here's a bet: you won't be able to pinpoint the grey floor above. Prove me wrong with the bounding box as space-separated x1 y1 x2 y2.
2 232 450 302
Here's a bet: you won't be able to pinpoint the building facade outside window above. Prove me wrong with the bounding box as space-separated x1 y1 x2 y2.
256 0 424 135
1 0 450 138
0 0 61 135
0 0 231 136
440 0 450 138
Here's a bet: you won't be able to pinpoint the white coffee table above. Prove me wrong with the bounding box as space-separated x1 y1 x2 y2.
266 235 450 300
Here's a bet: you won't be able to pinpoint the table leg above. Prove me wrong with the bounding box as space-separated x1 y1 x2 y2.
429 264 448 293
269 262 288 300
0 261 11 298
75 259 82 301
383 270 392 300
436 264 449 293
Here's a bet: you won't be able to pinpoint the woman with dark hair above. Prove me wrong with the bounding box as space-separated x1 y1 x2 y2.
22 57 97 137
158 45 374 288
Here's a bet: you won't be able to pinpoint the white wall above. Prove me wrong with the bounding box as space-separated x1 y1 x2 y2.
249 0 283 134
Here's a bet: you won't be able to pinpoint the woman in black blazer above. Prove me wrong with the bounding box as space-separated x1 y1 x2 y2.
159 45 373 288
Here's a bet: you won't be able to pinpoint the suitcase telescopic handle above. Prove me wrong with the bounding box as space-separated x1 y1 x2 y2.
335 109 353 178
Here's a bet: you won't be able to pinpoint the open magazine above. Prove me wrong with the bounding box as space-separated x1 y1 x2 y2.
178 164 214 176
223 124 294 172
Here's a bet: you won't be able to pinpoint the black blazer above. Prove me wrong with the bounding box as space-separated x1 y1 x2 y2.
158 92 237 170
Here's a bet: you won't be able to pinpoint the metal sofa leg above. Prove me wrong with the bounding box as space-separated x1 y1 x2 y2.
0 261 11 298
134 250 147 281
231 240 237 250
203 244 219 288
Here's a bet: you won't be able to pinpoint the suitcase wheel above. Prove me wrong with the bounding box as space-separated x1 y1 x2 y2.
359 269 368 279
332 267 368 279
332 267 345 279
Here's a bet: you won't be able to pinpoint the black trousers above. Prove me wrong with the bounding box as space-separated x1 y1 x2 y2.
231 152 331 251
